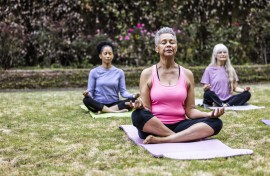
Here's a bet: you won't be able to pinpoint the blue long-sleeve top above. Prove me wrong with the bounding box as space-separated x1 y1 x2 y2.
87 66 133 104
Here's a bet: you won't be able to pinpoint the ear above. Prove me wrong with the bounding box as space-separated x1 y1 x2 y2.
99 54 102 59
155 46 158 53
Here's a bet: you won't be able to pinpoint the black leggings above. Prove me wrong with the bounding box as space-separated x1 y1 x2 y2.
132 109 223 139
83 96 136 112
203 90 251 107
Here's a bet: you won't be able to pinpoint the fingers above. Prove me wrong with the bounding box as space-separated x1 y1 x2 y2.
245 87 250 91
210 107 225 118
204 84 211 91
132 99 143 109
83 91 89 97
134 93 140 99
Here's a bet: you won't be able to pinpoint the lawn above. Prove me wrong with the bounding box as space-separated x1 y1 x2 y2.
0 84 269 176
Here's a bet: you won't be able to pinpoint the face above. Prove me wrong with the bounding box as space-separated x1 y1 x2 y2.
215 50 228 62
99 46 114 64
155 33 177 56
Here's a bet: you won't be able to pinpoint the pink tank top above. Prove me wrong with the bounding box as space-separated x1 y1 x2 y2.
150 65 187 124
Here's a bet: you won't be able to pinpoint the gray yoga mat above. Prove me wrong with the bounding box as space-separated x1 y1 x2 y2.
120 125 253 160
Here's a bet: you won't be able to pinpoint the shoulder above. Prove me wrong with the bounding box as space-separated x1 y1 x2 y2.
181 66 194 87
89 66 99 74
181 66 193 78
204 66 213 71
113 67 125 76
141 66 153 77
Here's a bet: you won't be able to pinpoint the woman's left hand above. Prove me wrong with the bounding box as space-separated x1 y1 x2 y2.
209 108 225 118
244 87 250 92
83 90 89 97
133 93 140 99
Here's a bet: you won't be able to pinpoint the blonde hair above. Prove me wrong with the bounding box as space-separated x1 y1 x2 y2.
209 44 237 92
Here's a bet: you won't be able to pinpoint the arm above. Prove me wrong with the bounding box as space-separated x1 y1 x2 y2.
200 67 211 91
83 69 95 97
234 82 250 93
118 70 134 98
134 67 152 111
184 68 224 119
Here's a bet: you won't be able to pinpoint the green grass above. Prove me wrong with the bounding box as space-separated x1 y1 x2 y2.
0 84 269 176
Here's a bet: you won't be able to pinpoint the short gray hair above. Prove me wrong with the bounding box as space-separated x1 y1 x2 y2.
154 27 177 46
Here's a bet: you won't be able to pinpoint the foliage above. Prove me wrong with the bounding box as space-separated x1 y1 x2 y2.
0 85 270 175
116 23 156 66
0 0 269 69
1 65 269 89
0 22 26 69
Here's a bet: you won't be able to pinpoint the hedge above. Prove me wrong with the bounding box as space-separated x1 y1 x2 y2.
0 65 269 89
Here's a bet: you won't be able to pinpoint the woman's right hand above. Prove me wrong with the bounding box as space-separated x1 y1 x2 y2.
130 98 143 109
209 108 225 118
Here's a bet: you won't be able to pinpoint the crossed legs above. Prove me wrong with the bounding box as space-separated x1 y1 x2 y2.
143 118 214 144
83 96 128 113
132 109 222 144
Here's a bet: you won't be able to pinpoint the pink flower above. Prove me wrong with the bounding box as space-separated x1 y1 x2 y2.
119 35 123 41
128 28 134 33
137 23 142 29
124 35 130 40
234 22 239 27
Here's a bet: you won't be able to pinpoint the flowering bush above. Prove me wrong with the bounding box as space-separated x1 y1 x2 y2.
0 22 26 69
116 23 188 66
116 23 156 66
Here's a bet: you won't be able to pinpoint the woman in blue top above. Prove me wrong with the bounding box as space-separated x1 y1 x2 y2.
200 44 251 107
83 41 139 113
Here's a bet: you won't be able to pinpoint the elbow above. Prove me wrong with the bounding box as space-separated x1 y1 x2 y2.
185 111 193 119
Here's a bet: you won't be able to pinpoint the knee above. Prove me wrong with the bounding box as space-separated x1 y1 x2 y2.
83 97 90 105
212 118 223 135
131 109 143 126
118 101 132 111
244 91 251 99
204 90 215 98
132 109 153 131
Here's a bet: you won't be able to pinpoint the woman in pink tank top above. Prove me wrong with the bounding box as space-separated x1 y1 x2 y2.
131 27 225 144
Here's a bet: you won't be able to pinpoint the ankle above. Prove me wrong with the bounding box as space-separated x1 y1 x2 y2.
222 103 229 107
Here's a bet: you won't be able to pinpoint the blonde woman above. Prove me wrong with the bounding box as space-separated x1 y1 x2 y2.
200 44 251 107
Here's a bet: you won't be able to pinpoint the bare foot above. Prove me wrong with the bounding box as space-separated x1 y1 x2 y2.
100 109 128 114
117 109 128 113
143 135 162 144
95 111 101 115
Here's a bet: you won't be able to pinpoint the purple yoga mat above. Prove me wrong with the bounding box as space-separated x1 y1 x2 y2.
119 125 253 160
262 120 270 125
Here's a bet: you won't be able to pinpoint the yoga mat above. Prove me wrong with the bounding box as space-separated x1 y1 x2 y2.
195 99 203 106
119 125 253 160
209 104 265 111
195 99 265 111
262 120 270 125
80 104 132 118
